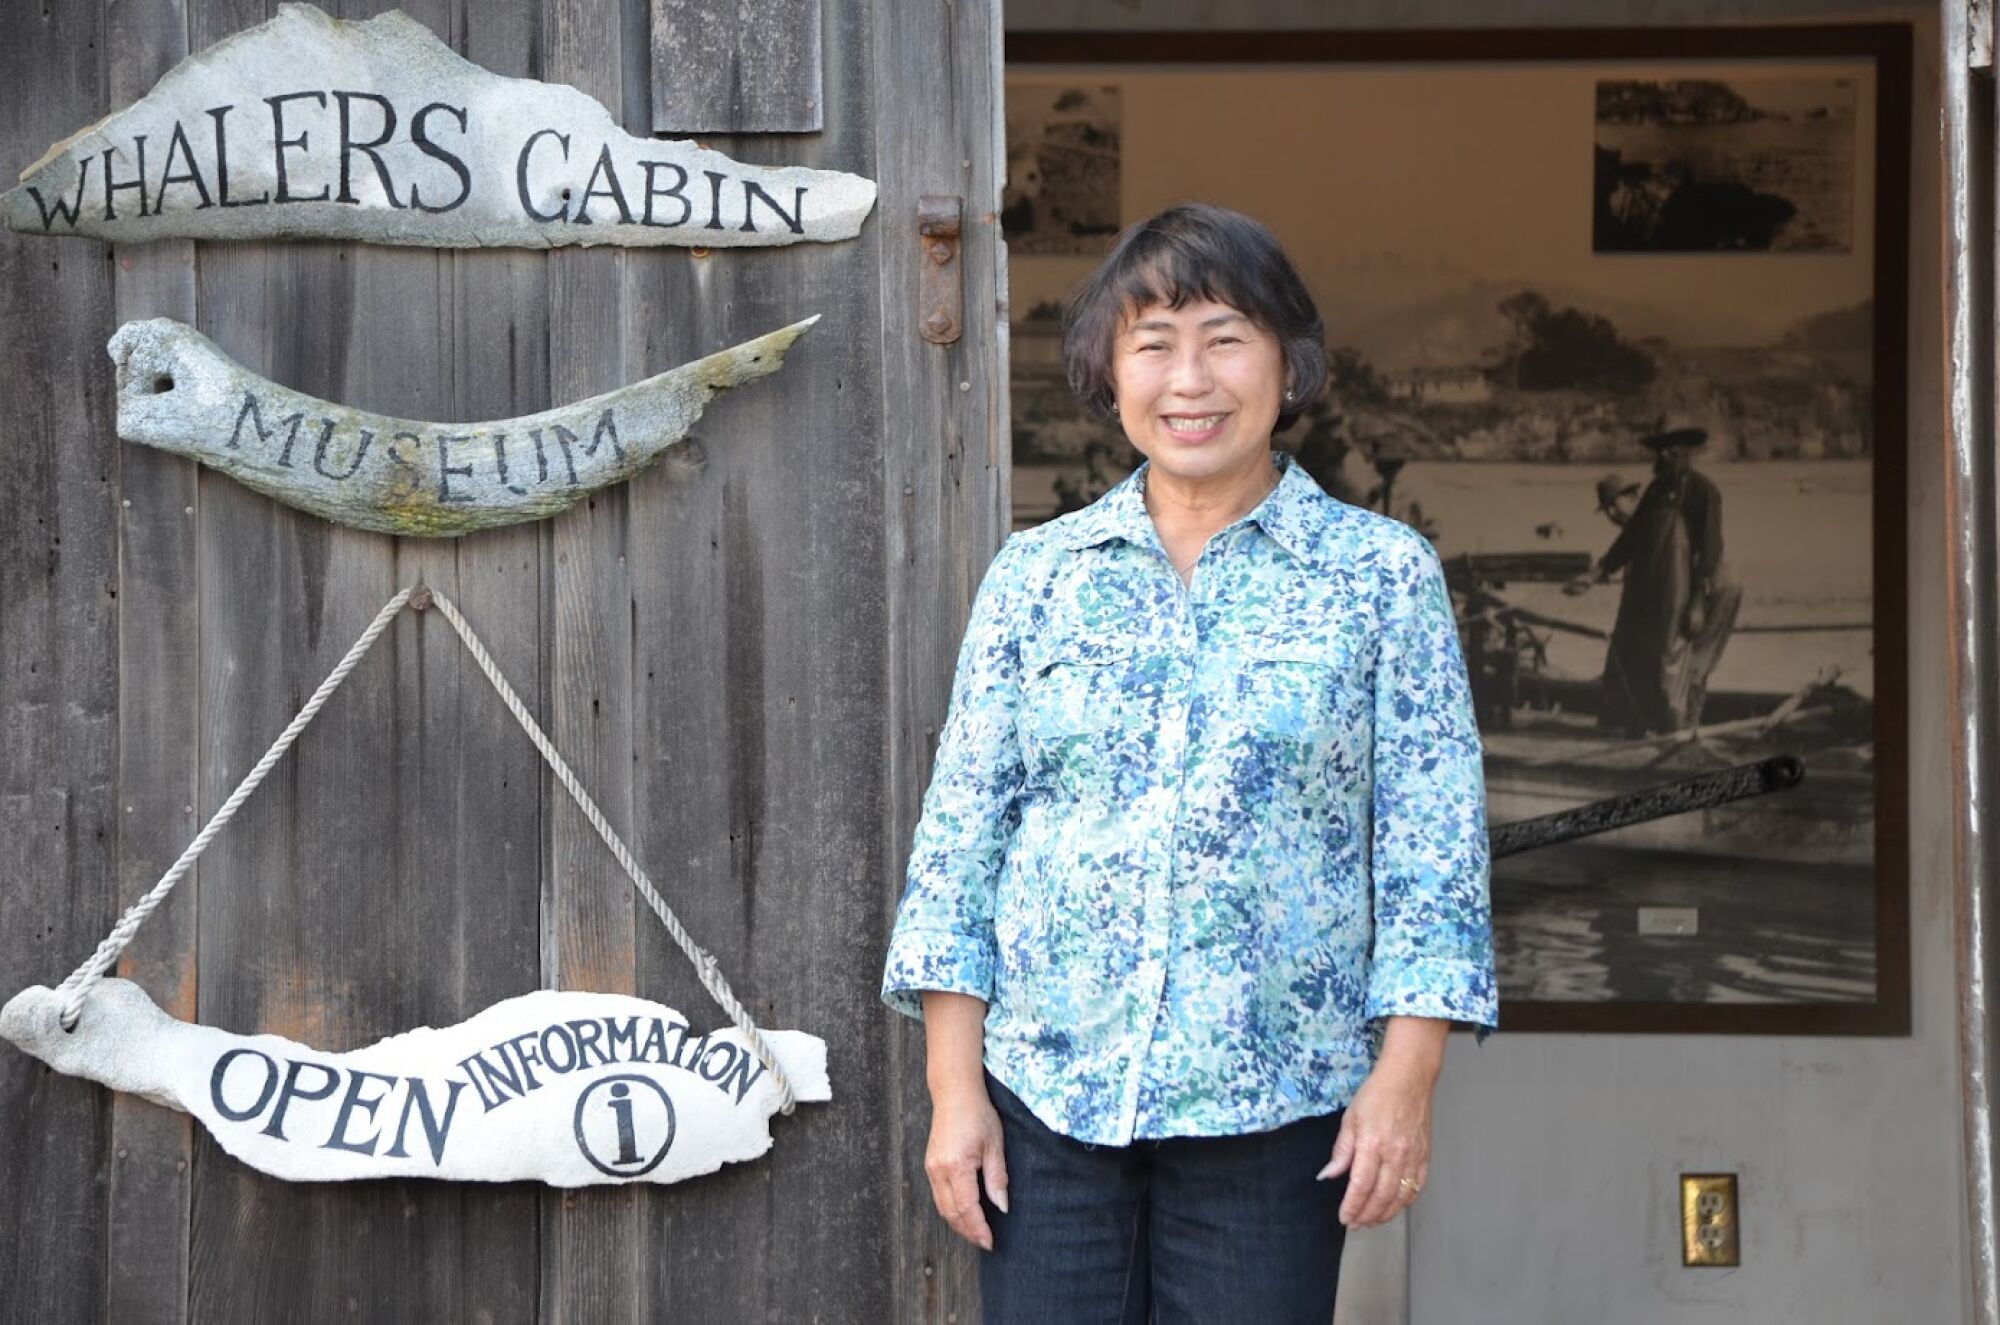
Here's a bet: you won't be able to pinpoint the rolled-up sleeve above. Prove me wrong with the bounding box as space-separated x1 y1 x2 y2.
881 536 1031 1020
1363 532 1499 1034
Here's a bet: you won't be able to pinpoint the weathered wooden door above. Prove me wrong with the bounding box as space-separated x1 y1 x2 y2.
0 0 1004 1320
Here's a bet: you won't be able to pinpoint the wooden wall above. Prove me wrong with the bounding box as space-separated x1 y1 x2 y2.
0 0 1006 1321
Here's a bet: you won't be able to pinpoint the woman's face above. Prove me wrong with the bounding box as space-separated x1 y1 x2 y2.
1110 297 1287 490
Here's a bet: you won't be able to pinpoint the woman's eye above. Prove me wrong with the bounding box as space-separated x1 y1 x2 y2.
1211 336 1243 347
1136 342 1167 354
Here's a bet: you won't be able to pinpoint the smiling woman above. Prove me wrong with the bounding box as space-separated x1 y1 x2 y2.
1063 206 1326 422
882 203 1496 1325
1110 299 1285 499
1064 207 1326 575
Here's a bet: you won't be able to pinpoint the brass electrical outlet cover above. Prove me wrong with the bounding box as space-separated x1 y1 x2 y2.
1680 1173 1740 1267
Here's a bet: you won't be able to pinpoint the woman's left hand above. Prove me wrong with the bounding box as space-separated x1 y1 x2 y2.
1318 1017 1449 1228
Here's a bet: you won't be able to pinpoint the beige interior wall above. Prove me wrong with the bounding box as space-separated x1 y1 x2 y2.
1002 4 1959 1322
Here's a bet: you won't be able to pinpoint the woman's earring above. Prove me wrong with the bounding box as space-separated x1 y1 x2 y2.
1111 402 1120 416
1284 387 1296 403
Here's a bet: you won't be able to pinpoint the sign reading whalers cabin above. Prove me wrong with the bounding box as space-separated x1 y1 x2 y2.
1 3 876 248
0 981 829 1186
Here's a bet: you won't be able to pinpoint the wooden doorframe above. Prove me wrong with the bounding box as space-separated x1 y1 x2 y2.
1943 5 2000 1323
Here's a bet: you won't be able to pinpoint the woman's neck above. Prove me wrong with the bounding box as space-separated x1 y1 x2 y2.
1142 453 1280 579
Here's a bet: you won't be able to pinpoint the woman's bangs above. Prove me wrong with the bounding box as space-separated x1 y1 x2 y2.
1110 246 1237 322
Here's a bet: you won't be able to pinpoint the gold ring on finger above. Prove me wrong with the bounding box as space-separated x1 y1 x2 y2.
1399 1177 1421 1193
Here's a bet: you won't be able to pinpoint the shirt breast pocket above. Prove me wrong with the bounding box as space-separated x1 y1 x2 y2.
1234 634 1360 772
1022 633 1133 737
1018 632 1135 795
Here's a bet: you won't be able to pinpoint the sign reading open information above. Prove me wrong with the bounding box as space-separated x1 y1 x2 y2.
1 979 828 1187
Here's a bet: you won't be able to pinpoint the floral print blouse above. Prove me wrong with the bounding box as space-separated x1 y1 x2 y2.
882 452 1496 1145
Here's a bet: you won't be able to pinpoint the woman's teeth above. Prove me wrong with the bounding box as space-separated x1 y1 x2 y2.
1165 415 1225 433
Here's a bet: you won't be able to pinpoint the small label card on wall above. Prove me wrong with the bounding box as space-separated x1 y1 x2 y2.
2 3 876 249
1 979 829 1187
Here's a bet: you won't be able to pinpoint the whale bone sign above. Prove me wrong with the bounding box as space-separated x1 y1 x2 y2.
1 4 878 249
0 979 830 1187
109 314 816 536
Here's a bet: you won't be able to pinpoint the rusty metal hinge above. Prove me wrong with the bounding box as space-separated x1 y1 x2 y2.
918 195 963 345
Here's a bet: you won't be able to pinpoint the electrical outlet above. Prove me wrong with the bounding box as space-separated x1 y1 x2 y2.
1681 1173 1740 1267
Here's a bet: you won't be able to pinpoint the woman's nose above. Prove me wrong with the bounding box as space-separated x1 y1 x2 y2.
1169 347 1214 395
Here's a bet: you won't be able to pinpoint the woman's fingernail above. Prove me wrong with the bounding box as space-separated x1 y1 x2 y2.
1316 1164 1337 1181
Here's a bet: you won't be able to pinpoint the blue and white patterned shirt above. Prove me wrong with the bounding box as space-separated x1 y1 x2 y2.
882 452 1496 1145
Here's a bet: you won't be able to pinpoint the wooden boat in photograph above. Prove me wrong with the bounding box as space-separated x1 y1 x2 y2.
1447 549 1875 868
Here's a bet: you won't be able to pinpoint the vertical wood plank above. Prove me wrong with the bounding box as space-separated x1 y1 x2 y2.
406 4 554 1317
322 8 540 1319
180 188 403 1325
183 230 334 1325
871 0 1010 1320
541 0 644 1317
649 0 824 132
0 2 120 1322
334 18 533 1294
103 0 200 1317
625 3 894 1313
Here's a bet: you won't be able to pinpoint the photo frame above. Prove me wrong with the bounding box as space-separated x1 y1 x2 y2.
1004 25 1912 1035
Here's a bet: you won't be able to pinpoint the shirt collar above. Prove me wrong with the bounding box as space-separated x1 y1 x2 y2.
1057 451 1323 561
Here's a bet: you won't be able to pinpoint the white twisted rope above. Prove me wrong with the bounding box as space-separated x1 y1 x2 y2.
56 584 795 1114
56 586 416 1028
423 590 794 1114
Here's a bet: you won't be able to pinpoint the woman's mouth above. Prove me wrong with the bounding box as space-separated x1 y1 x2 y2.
1162 414 1228 441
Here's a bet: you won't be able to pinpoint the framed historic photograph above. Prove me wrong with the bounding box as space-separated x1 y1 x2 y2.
1003 26 1912 1034
1003 82 1123 255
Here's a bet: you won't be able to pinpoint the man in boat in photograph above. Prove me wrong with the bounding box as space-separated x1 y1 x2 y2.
1566 423 1743 737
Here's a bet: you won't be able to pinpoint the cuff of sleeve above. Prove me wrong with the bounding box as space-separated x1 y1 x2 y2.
1365 956 1499 1040
880 929 997 1021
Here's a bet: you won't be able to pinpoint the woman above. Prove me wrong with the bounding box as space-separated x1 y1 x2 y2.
882 203 1496 1323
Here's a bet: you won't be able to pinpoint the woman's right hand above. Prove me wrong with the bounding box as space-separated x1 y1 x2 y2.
925 1082 1009 1251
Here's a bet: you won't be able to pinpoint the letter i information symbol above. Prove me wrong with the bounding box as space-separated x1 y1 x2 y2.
574 1074 676 1178
609 1082 639 1163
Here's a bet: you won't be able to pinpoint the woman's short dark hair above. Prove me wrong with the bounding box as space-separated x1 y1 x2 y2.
1060 203 1328 432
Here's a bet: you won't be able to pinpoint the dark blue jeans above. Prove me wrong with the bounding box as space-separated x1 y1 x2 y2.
980 1074 1349 1325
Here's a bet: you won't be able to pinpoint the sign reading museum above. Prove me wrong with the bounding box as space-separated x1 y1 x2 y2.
2 4 876 249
